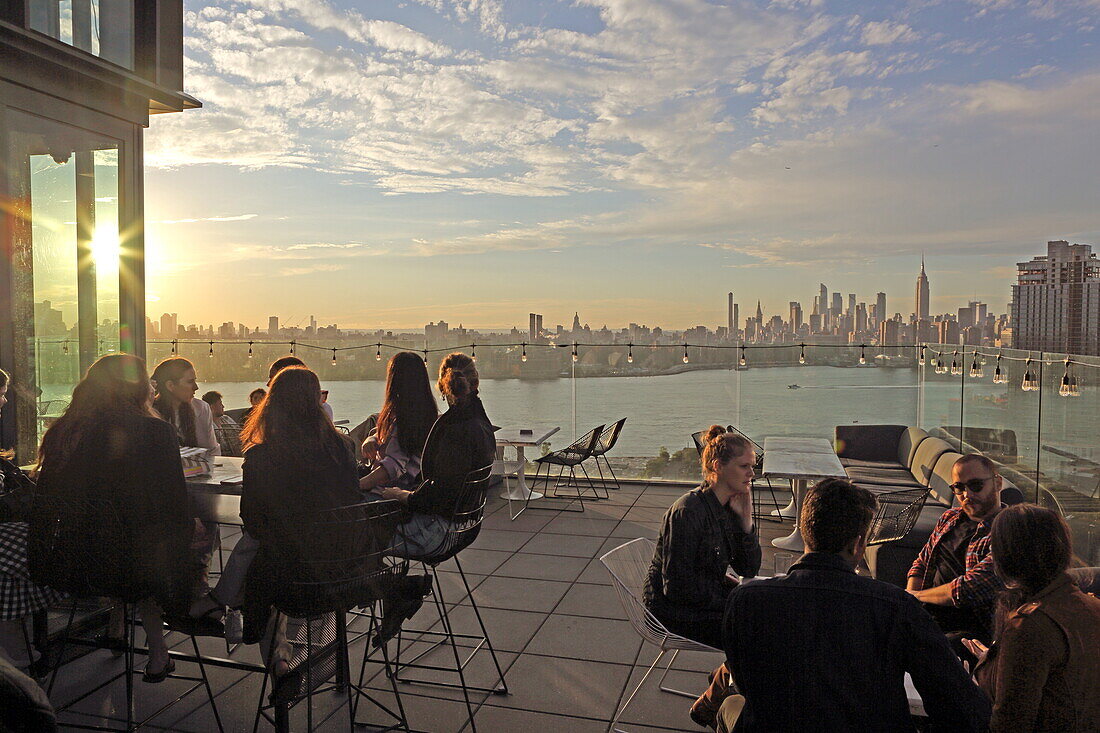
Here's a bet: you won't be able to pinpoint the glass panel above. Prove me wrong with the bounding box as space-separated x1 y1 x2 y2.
28 0 133 69
6 111 123 453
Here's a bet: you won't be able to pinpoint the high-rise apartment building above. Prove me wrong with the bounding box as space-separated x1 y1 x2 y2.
847 293 856 316
875 292 887 328
268 316 279 336
727 293 734 337
789 302 803 331
160 313 178 340
1010 240 1100 355
915 257 930 321
831 292 842 316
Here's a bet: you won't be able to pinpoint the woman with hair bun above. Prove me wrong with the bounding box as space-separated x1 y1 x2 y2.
378 352 495 559
643 425 761 649
150 357 219 455
967 504 1100 732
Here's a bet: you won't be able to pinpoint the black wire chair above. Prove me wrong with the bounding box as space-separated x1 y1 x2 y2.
589 418 627 491
691 425 784 523
253 500 410 733
27 494 224 732
525 424 607 513
388 464 506 733
866 487 931 546
213 425 243 457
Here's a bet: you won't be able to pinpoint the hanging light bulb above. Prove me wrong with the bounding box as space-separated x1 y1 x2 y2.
375 344 382 361
969 355 983 378
331 348 338 365
934 354 947 374
290 341 296 356
739 345 747 367
1059 359 1077 397
950 350 961 376
471 343 477 362
918 345 926 366
1021 357 1039 392
572 343 578 363
62 341 69 354
627 343 634 363
208 340 215 358
423 350 429 365
248 341 254 359
171 339 178 356
993 353 1008 384
859 345 867 365
1069 373 1081 397
682 344 689 363
521 343 528 363
799 343 806 365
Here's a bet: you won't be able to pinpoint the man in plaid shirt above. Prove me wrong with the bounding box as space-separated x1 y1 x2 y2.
907 454 1005 646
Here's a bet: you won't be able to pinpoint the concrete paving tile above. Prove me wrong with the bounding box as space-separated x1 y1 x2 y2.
542 515 622 537
576 558 614 586
423 605 548 654
467 529 536 552
482 510 557 533
610 521 660 539
445 548 513 575
618 662 713 731
494 552 589 582
465 576 571 613
484 654 631 720
466 705 608 732
525 614 642 665
519 532 608 558
555 582 628 621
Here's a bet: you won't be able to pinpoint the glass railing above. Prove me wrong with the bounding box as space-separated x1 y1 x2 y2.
921 344 1099 565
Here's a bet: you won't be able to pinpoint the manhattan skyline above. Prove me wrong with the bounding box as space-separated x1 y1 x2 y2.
142 0 1100 329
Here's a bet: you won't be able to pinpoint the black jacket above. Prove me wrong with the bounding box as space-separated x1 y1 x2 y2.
723 552 991 733
405 394 496 518
29 414 193 613
644 487 761 623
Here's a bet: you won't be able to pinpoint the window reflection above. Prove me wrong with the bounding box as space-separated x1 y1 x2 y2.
28 0 133 69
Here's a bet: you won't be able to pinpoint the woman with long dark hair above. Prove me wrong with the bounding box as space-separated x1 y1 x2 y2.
236 366 368 673
967 504 1100 731
643 425 761 649
30 354 193 682
360 352 438 493
150 357 219 454
376 353 496 558
0 369 64 671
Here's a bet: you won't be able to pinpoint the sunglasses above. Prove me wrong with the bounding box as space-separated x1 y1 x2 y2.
949 476 994 495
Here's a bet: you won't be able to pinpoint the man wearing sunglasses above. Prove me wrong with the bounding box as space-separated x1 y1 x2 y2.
907 454 1006 650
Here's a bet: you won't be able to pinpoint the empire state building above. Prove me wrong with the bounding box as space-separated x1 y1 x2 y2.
915 256 930 321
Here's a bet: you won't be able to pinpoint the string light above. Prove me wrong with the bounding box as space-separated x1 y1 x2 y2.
290 341 296 356
571 343 578 363
423 350 428 365
171 339 177 356
1059 358 1081 397
739 345 747 367
799 343 806 365
208 340 215 358
1069 373 1081 397
521 343 527 363
682 344 689 363
627 343 634 363
62 341 69 354
949 350 961 376
375 344 382 361
993 353 1008 384
859 345 866 365
918 346 925 366
248 341 253 359
934 353 948 374
1021 356 1039 392
471 344 476 362
969 355 983 379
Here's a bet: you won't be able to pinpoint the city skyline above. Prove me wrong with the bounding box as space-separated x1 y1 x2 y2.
140 0 1100 330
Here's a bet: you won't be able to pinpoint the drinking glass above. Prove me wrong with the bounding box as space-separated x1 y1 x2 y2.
773 552 795 577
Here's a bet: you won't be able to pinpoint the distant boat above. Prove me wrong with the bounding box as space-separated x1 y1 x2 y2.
788 384 801 389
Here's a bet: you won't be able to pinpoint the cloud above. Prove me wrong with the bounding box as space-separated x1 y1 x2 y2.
1014 63 1056 79
277 264 347 276
153 214 259 224
861 20 920 46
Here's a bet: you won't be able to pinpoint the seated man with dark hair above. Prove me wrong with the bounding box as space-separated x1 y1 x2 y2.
907 454 1005 645
703 478 989 732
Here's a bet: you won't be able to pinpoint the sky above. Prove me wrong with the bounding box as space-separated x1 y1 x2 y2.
142 0 1100 332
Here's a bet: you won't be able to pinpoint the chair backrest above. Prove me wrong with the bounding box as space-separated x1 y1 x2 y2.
897 427 929 469
693 427 764 472
268 500 409 618
600 538 720 653
926 451 964 507
591 418 627 457
556 425 605 463
213 425 243 457
909 437 952 485
413 464 494 565
867 488 930 546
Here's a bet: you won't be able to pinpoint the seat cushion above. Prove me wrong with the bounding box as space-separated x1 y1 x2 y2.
840 458 905 470
834 424 908 462
897 427 930 469
908 437 953 485
926 451 963 507
846 466 918 483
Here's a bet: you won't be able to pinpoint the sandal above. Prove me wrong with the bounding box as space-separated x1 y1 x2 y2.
142 659 176 684
165 606 225 637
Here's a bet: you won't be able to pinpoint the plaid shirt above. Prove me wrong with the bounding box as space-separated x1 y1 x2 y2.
908 507 1003 610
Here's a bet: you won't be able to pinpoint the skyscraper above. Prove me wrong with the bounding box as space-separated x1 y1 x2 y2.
789 301 803 331
529 313 538 341
727 292 734 337
268 316 279 336
819 283 828 314
847 293 856 316
160 313 178 340
875 292 887 328
915 256 930 321
1010 240 1100 355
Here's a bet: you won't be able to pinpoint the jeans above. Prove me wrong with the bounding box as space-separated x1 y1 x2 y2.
212 531 259 608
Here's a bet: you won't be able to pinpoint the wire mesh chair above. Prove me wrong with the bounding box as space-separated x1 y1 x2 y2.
525 424 606 513
213 425 243 457
589 418 627 491
28 494 224 732
601 538 724 733
253 500 410 733
866 487 930 546
691 426 784 523
388 464 506 733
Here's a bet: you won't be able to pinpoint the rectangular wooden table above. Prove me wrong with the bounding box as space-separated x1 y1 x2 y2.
760 437 847 552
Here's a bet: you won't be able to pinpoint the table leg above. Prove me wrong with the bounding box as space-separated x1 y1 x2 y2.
770 486 797 519
772 479 806 551
500 445 544 501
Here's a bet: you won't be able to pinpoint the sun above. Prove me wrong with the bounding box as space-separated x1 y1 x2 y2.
90 224 120 272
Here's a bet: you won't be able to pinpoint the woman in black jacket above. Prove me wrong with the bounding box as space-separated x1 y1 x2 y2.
377 352 496 559
643 425 761 649
31 354 193 682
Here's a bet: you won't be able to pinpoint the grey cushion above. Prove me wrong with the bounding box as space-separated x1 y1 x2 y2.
909 437 953 485
840 458 904 470
847 466 921 484
898 427 930 469
927 451 963 507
